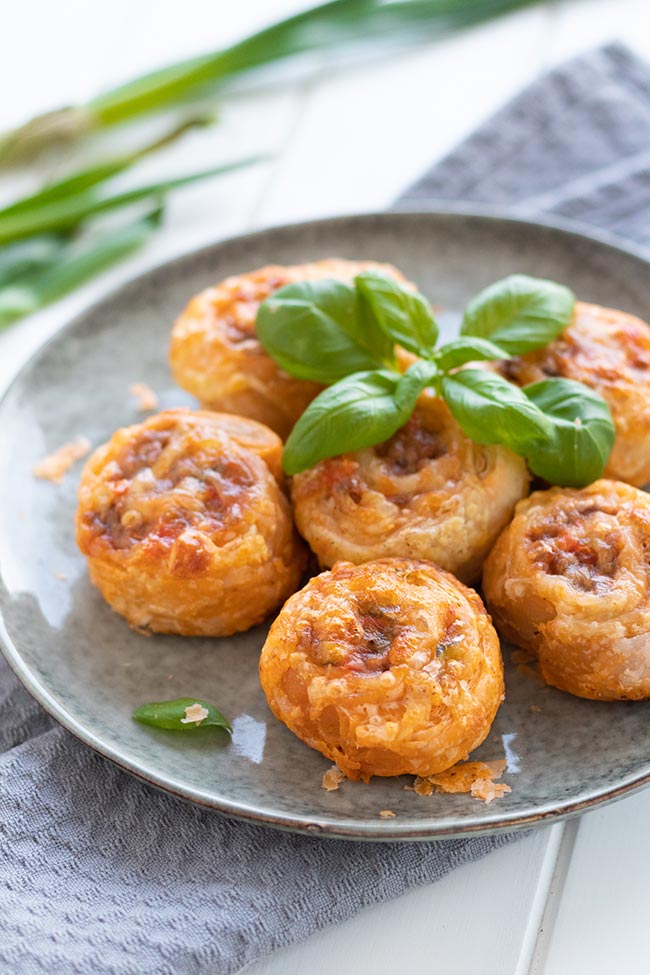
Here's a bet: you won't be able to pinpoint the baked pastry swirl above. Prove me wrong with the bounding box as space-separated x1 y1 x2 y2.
259 558 504 781
75 409 306 636
169 258 406 439
499 302 650 486
483 479 650 700
291 397 529 583
260 559 503 781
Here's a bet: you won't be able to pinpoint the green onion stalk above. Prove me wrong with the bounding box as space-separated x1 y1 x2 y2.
0 0 543 165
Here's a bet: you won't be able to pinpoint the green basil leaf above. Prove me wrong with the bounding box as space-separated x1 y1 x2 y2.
283 369 408 475
132 697 232 733
394 358 439 411
355 269 438 358
441 368 552 452
523 378 615 486
256 279 384 384
435 336 508 371
461 274 575 354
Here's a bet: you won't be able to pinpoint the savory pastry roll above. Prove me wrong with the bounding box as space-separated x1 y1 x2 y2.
499 302 650 486
483 479 650 701
169 258 406 439
291 397 530 583
75 409 306 636
259 559 504 781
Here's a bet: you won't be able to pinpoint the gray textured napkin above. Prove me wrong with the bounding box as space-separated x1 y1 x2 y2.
3 41 650 975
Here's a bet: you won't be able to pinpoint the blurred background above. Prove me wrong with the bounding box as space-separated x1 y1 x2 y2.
0 0 648 382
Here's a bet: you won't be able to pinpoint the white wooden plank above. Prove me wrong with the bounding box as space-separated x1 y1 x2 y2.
535 790 650 975
0 0 314 128
525 818 581 974
257 4 554 224
547 0 650 64
241 826 560 975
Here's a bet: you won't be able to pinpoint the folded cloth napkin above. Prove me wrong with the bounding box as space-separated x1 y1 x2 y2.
399 42 650 245
2 41 650 975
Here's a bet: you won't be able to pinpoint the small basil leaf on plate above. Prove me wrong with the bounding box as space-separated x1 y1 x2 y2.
523 378 615 486
355 270 438 358
435 336 508 371
441 368 553 453
256 278 384 384
283 369 408 475
132 697 232 733
461 274 575 354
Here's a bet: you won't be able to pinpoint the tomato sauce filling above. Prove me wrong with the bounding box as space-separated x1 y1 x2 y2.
528 504 622 592
376 415 445 475
87 426 256 551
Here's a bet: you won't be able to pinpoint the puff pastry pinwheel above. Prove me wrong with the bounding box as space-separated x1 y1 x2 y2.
259 558 504 781
499 302 650 486
291 396 529 583
75 409 306 636
483 479 650 700
169 258 407 439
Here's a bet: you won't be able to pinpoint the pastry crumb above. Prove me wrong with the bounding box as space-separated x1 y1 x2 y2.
530 704 542 712
180 703 209 726
379 809 396 818
413 776 433 797
411 760 510 805
33 437 91 483
430 760 509 804
471 778 512 803
321 765 344 792
130 382 159 412
53 570 68 581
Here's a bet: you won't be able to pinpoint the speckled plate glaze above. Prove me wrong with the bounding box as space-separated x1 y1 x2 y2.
2 209 650 841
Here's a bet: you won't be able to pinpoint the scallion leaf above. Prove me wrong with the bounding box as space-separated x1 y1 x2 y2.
0 116 214 218
0 207 162 330
0 0 545 165
0 156 264 245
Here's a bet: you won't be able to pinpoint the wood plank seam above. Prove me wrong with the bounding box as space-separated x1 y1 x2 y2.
527 818 581 974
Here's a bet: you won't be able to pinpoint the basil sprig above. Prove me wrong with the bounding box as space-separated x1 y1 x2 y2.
257 271 614 486
132 697 232 733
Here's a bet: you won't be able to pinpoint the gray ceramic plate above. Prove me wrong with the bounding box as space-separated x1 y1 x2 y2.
2 209 650 841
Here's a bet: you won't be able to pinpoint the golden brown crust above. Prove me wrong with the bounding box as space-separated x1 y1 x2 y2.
291 397 530 583
259 558 504 781
169 259 407 439
209 410 285 484
483 478 650 700
75 408 306 636
499 302 650 486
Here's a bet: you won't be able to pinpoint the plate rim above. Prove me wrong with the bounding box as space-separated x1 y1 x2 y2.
3 205 650 841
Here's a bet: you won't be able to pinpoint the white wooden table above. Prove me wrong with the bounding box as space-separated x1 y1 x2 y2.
3 2 650 971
